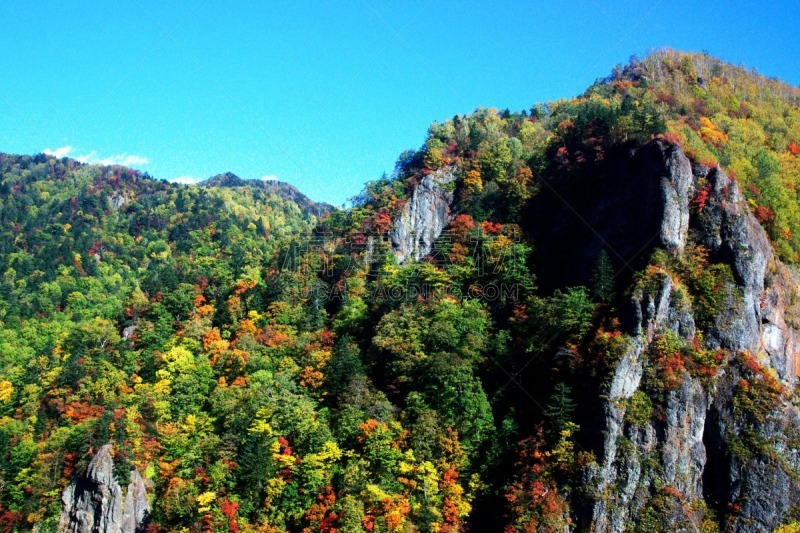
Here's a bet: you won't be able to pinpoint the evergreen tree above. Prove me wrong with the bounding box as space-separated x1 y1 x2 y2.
544 382 576 439
590 249 616 302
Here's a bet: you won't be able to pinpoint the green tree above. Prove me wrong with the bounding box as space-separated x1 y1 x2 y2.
543 382 576 439
590 249 616 302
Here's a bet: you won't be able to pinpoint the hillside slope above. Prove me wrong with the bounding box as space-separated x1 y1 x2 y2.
1 50 799 532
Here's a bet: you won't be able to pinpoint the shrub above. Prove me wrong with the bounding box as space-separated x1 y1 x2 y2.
625 390 654 427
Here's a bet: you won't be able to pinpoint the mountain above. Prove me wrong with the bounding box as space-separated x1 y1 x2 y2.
1 49 800 532
198 172 333 217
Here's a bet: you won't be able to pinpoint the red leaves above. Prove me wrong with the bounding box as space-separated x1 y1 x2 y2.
372 210 393 234
481 221 503 234
743 354 761 374
440 468 459 488
788 141 800 156
556 120 574 133
503 425 572 531
659 350 686 389
655 92 677 107
442 497 461 525
319 329 335 347
692 185 711 211
220 499 240 533
0 509 23 533
754 205 775 224
555 146 570 168
278 436 293 457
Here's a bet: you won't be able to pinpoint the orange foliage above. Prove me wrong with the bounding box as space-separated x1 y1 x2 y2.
234 279 257 296
257 326 292 348
303 487 338 533
203 329 223 351
358 419 387 441
448 242 469 264
238 318 258 336
299 366 325 389
698 117 728 146
369 496 411 531
197 303 215 317
203 329 230 363
463 168 483 192
450 214 475 237
64 402 105 424
231 376 248 387
193 294 207 309
556 120 574 133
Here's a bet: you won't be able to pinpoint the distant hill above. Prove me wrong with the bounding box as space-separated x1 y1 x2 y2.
199 172 333 217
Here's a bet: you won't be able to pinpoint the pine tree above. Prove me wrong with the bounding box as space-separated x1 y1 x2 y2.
544 382 576 439
590 249 616 302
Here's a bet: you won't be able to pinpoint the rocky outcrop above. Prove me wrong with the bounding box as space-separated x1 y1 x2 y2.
58 445 150 533
658 141 693 252
590 146 800 532
391 166 457 263
592 272 706 531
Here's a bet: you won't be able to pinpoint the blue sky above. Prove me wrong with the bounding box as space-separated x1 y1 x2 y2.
1 1 799 206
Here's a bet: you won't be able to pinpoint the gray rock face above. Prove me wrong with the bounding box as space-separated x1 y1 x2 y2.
593 273 705 532
658 141 693 252
58 445 150 533
696 168 772 356
108 193 127 210
591 143 800 532
390 166 456 263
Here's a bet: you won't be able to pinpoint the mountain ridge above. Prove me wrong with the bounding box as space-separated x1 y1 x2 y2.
1 49 800 532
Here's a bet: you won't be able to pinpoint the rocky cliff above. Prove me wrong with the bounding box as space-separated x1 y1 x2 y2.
58 445 151 533
390 165 456 263
588 141 800 532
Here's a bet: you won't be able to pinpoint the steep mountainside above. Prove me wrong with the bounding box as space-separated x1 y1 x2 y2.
1 50 800 532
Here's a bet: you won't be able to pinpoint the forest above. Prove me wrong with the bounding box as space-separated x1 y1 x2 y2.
1 49 800 532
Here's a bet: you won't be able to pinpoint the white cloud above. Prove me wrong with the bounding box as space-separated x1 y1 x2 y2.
170 175 202 185
42 146 148 167
77 151 149 167
43 146 74 158
260 174 278 181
